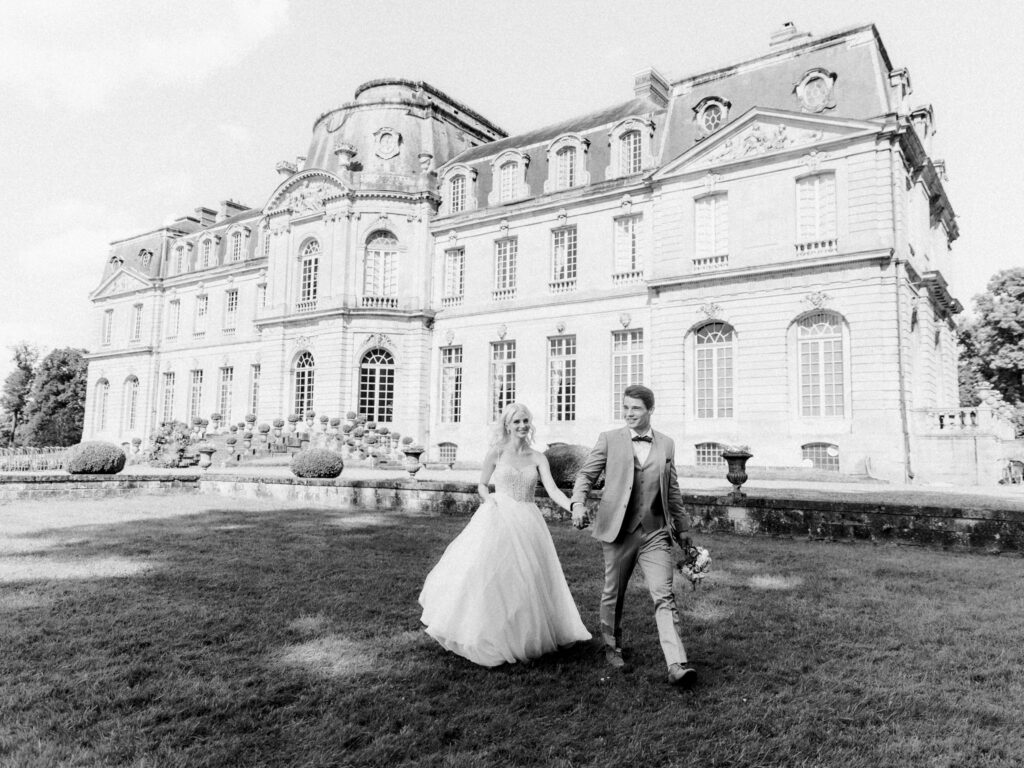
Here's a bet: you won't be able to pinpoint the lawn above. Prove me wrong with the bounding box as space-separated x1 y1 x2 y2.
1 494 1022 767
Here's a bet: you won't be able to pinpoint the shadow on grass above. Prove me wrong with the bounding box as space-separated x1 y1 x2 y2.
1 498 1023 767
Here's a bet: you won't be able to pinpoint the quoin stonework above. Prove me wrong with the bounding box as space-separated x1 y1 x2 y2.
83 23 1017 484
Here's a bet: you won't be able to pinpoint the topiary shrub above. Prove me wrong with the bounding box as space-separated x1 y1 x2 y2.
544 443 603 489
67 441 127 475
291 448 344 479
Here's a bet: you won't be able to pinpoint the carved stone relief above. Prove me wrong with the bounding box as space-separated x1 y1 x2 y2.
704 123 826 164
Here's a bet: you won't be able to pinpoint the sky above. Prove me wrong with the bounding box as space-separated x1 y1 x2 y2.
1 0 1022 383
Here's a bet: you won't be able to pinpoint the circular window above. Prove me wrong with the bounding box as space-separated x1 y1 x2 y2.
701 103 724 133
801 75 831 111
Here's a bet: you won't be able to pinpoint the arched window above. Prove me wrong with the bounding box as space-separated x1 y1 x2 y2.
802 442 839 471
797 311 844 417
122 376 139 432
363 232 398 307
298 240 320 311
695 323 734 418
200 239 212 269
94 379 110 432
620 130 642 175
499 161 517 202
556 146 576 189
293 351 315 417
359 348 395 423
173 246 185 275
695 442 726 468
230 231 243 262
450 174 466 213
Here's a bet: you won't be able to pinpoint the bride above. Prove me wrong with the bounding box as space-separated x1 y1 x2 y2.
418 403 592 666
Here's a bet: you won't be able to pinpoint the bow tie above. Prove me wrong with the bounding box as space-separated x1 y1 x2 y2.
631 435 652 443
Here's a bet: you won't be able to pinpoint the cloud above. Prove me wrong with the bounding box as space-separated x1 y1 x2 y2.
0 0 290 110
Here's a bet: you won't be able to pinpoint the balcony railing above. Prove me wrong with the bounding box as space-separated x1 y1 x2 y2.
192 329 206 339
548 278 576 294
296 298 318 313
441 295 463 308
612 269 644 286
795 239 838 256
492 287 516 301
361 295 399 309
692 254 729 273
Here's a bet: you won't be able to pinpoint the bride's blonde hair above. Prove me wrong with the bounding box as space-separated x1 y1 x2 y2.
490 402 536 448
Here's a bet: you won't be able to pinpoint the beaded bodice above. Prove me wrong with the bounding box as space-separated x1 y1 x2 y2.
492 463 538 502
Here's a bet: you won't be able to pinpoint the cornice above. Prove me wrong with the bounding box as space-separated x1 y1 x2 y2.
435 285 648 320
85 346 156 362
649 248 895 291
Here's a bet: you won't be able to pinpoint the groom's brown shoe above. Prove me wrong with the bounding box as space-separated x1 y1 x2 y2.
605 647 626 669
667 664 697 687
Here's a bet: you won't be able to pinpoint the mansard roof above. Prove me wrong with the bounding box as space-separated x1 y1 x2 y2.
452 96 665 165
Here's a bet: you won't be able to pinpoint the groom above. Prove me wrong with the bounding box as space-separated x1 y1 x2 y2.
570 384 696 687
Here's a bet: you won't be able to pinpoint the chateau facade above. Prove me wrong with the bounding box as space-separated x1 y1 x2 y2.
85 23 973 482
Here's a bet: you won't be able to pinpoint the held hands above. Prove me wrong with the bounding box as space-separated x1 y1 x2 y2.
570 502 590 530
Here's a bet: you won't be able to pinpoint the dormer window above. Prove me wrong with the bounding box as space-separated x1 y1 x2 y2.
226 226 251 263
173 246 185 275
488 150 530 206
544 134 591 193
230 232 243 262
439 164 478 214
795 68 837 113
693 97 731 139
607 117 655 180
200 239 213 269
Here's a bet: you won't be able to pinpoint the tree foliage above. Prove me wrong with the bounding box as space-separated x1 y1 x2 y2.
958 268 1024 436
0 343 39 446
21 347 88 447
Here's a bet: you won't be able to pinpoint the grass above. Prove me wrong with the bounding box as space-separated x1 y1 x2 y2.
1 495 1023 767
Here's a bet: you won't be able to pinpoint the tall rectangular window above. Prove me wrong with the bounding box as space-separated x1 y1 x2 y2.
440 346 463 423
695 194 729 263
102 309 113 346
300 255 318 305
548 335 577 422
224 289 238 331
129 304 143 342
256 284 267 312
364 236 398 298
797 173 837 244
194 295 208 338
200 240 212 269
550 227 577 290
695 323 734 418
799 312 844 417
450 175 466 213
173 247 184 275
218 367 234 423
556 147 576 189
490 341 516 420
499 161 517 202
230 232 243 262
614 215 643 274
249 364 261 418
188 369 203 422
262 235 271 260
611 329 644 418
443 248 465 304
167 300 180 338
620 131 642 175
493 238 517 299
161 372 175 422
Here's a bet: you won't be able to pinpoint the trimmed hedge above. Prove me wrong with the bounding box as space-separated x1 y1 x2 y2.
291 449 345 479
67 442 127 475
544 443 603 489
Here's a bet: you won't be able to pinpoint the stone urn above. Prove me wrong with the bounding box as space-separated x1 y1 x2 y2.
402 444 426 479
721 448 753 497
196 443 216 470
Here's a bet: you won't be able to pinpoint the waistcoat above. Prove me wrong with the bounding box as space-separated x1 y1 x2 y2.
621 454 664 535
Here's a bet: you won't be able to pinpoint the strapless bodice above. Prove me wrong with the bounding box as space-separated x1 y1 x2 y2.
492 463 538 502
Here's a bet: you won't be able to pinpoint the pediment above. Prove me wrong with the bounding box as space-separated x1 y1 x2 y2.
92 268 152 299
655 109 883 179
266 170 350 216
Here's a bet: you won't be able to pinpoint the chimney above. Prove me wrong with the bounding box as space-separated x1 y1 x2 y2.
218 199 249 221
194 206 217 227
633 67 670 107
770 21 812 47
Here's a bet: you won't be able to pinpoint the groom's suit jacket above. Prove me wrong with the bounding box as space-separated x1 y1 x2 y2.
571 427 690 544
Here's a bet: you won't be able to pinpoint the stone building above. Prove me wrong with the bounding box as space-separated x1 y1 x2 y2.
85 23 1004 483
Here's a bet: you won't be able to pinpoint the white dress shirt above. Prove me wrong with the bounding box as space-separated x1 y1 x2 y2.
629 427 653 466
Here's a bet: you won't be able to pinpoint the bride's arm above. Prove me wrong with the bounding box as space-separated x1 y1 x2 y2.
535 452 571 511
478 447 500 499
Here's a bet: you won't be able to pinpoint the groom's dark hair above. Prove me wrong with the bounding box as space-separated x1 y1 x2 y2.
622 384 654 410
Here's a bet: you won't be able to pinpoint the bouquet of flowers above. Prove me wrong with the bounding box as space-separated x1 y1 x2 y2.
677 537 712 590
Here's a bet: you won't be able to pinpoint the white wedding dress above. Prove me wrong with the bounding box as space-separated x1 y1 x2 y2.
418 463 592 666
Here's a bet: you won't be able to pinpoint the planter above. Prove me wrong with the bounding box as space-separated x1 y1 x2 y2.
402 445 426 480
196 444 216 470
722 449 753 497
